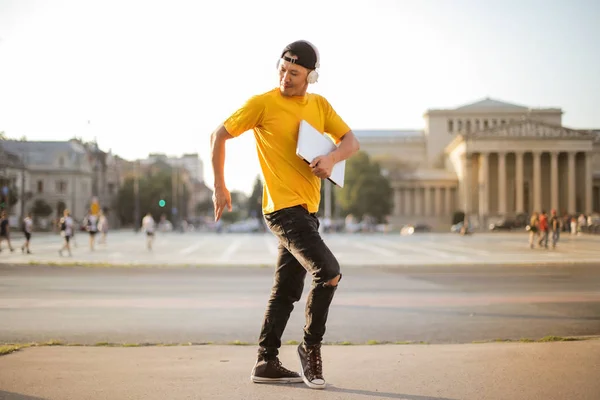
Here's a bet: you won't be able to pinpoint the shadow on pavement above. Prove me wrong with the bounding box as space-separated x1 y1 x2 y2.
0 392 48 400
264 384 458 399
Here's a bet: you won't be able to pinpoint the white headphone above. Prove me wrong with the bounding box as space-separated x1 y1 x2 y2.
278 40 320 84
305 40 320 84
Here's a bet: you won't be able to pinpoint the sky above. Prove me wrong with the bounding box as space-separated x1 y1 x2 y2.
1 0 599 194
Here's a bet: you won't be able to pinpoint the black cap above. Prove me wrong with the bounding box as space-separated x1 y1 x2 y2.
280 40 318 70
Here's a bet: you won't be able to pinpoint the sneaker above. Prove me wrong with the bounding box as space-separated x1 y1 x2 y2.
297 343 326 389
250 356 302 384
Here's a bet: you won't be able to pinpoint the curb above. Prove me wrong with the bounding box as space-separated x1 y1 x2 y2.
2 259 599 269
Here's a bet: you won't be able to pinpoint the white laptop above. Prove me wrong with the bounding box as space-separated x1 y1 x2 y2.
296 120 346 187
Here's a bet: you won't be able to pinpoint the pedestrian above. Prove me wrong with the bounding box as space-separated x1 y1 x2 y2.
538 210 549 248
141 212 155 250
550 209 560 249
0 210 15 252
21 212 33 254
58 209 74 257
528 212 539 249
210 40 360 389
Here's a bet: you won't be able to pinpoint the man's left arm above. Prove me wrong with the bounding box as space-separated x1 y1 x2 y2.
310 97 360 178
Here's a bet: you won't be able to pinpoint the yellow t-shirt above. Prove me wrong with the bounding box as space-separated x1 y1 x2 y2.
223 88 350 214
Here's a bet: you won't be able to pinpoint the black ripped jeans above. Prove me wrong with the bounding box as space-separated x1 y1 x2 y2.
258 205 341 360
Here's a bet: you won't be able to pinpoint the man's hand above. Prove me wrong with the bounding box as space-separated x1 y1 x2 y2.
310 154 335 179
213 186 232 221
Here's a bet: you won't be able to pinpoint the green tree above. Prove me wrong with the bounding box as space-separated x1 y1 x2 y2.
318 180 338 217
115 163 190 225
247 176 263 219
337 151 392 223
196 198 214 216
31 199 53 217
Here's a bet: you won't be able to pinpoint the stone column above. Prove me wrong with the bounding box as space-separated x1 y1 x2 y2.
515 151 524 213
550 151 559 212
585 152 593 214
393 189 402 216
445 186 452 215
568 152 576 213
478 152 489 217
424 186 432 216
414 187 422 216
533 151 542 212
461 153 472 214
435 187 442 216
498 152 507 215
403 188 411 216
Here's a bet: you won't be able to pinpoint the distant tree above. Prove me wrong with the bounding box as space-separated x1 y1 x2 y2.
247 176 263 219
0 131 6 140
115 163 190 225
196 198 213 216
31 199 53 217
318 180 338 217
337 151 392 223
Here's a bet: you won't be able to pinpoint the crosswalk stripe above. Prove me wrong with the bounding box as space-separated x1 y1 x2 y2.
179 241 204 255
218 238 246 262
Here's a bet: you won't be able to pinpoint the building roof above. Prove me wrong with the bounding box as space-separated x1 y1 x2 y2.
455 97 529 111
0 140 88 166
354 129 424 140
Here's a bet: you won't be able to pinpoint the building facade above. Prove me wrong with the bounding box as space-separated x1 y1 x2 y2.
356 98 600 229
1 140 94 225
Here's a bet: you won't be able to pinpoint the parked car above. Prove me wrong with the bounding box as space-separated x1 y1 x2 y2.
400 224 432 235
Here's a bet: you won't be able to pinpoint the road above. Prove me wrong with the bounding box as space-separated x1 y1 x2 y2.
2 230 600 266
1 262 599 344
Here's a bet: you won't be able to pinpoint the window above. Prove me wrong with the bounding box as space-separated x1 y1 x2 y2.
457 120 463 132
37 180 43 193
465 120 471 133
475 120 480 131
501 120 506 125
108 183 115 195
59 157 64 167
447 120 454 133
491 119 497 126
56 181 67 193
483 120 489 129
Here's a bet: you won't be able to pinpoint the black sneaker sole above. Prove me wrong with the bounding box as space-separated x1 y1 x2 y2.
297 345 326 390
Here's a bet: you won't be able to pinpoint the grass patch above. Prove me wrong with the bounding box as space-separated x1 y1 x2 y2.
228 340 250 346
1 335 595 357
0 344 31 356
473 336 586 344
394 341 428 345
538 336 579 342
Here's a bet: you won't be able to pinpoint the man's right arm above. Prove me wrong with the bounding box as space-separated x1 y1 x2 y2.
210 124 234 190
210 125 234 221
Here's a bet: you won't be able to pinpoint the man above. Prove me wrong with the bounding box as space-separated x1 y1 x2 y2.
58 209 74 257
21 212 33 254
141 212 155 251
210 40 360 390
538 210 549 249
0 210 15 252
84 212 99 251
550 209 560 249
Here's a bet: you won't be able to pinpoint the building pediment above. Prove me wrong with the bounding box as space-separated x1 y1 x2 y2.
467 120 595 140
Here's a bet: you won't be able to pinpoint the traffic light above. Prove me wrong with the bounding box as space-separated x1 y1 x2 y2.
158 199 166 207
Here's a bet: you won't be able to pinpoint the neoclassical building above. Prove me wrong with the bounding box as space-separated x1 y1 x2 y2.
355 98 600 228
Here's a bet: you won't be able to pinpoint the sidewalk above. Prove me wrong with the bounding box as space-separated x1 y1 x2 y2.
1 341 599 400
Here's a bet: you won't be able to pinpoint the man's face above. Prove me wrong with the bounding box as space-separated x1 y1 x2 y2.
278 52 309 97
